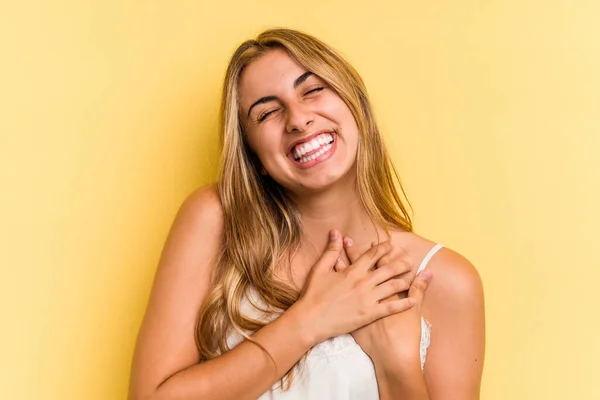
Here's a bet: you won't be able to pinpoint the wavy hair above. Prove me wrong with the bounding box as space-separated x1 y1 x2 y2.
196 28 413 388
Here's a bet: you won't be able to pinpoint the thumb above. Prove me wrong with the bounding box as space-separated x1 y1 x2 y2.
408 269 433 304
313 230 344 273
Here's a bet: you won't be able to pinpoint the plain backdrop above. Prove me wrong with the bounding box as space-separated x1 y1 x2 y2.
2 0 599 399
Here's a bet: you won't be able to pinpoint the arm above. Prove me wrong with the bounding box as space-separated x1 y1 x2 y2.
128 187 413 400
375 248 485 399
128 187 316 400
375 363 429 400
421 248 485 399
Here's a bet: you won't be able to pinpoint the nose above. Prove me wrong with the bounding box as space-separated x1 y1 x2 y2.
285 102 314 133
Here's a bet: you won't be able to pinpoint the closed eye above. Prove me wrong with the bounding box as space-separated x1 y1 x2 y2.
257 108 280 123
256 87 324 123
305 87 325 96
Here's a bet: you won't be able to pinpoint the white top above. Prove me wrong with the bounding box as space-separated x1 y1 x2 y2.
226 243 445 399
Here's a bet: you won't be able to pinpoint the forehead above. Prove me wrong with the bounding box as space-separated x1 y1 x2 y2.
238 49 308 110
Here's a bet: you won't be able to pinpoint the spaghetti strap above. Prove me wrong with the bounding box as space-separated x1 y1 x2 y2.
416 243 444 275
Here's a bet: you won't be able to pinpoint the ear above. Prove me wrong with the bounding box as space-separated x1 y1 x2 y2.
260 166 268 176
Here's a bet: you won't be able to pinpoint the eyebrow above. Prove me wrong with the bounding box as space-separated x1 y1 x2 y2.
246 72 314 118
293 71 313 89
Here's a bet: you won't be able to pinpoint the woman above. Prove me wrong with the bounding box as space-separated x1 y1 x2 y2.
129 28 485 399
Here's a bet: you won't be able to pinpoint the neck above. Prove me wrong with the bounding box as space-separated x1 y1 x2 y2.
288 177 389 263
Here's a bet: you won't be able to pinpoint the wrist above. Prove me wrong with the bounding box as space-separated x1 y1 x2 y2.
286 300 320 348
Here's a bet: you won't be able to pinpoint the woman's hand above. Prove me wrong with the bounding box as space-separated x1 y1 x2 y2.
295 230 417 346
340 238 433 371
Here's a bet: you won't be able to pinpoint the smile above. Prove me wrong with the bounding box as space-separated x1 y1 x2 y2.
288 132 337 168
292 132 334 161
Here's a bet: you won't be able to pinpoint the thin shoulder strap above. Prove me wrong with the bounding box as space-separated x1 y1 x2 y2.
416 243 444 275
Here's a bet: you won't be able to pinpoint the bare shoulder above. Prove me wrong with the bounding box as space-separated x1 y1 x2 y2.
390 230 484 311
426 246 483 305
158 184 224 275
176 184 224 233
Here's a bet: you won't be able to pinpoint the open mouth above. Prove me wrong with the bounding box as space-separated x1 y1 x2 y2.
291 132 335 163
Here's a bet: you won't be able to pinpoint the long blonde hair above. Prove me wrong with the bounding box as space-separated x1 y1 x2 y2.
196 28 413 387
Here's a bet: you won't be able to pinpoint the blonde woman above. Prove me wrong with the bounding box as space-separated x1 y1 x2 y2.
129 29 485 400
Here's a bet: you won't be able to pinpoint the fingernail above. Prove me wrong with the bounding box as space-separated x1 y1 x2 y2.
330 230 339 240
344 237 353 247
420 270 432 281
371 241 377 247
408 298 416 306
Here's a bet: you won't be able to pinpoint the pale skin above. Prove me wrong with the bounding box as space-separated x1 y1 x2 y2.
128 49 485 399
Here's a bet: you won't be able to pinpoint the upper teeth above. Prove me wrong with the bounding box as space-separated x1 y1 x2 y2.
293 133 334 160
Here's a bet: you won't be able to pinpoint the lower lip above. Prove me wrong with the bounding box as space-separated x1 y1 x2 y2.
289 135 338 169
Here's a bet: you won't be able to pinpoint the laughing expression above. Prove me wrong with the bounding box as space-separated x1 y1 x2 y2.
239 49 360 194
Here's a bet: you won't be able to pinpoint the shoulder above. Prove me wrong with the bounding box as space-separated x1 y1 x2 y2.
389 230 483 308
420 245 485 329
427 247 483 303
390 231 481 290
176 184 223 230
158 184 224 275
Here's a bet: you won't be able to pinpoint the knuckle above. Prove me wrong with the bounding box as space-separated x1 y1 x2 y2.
383 301 396 314
394 262 408 275
344 269 358 284
411 279 429 292
390 244 403 258
327 242 341 252
393 280 405 291
397 279 409 291
376 255 389 266
385 263 404 279
352 274 368 289
375 244 392 259
383 298 409 314
364 245 378 260
355 305 369 322
374 265 390 281
402 297 414 309
400 260 412 272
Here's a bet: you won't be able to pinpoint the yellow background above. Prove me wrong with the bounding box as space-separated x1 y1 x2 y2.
2 0 599 399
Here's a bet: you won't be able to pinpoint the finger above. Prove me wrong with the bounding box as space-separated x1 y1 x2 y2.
407 269 433 304
343 236 361 264
374 278 411 301
335 252 349 272
374 297 415 320
313 229 344 273
375 245 408 268
369 261 412 285
351 241 393 273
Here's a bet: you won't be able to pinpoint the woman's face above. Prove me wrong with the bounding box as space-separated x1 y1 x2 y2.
238 49 360 194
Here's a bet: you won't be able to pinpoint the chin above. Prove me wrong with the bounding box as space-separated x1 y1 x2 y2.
266 155 356 194
294 170 355 194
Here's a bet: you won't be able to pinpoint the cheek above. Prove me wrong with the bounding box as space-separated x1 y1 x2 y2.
320 95 358 130
329 103 360 151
